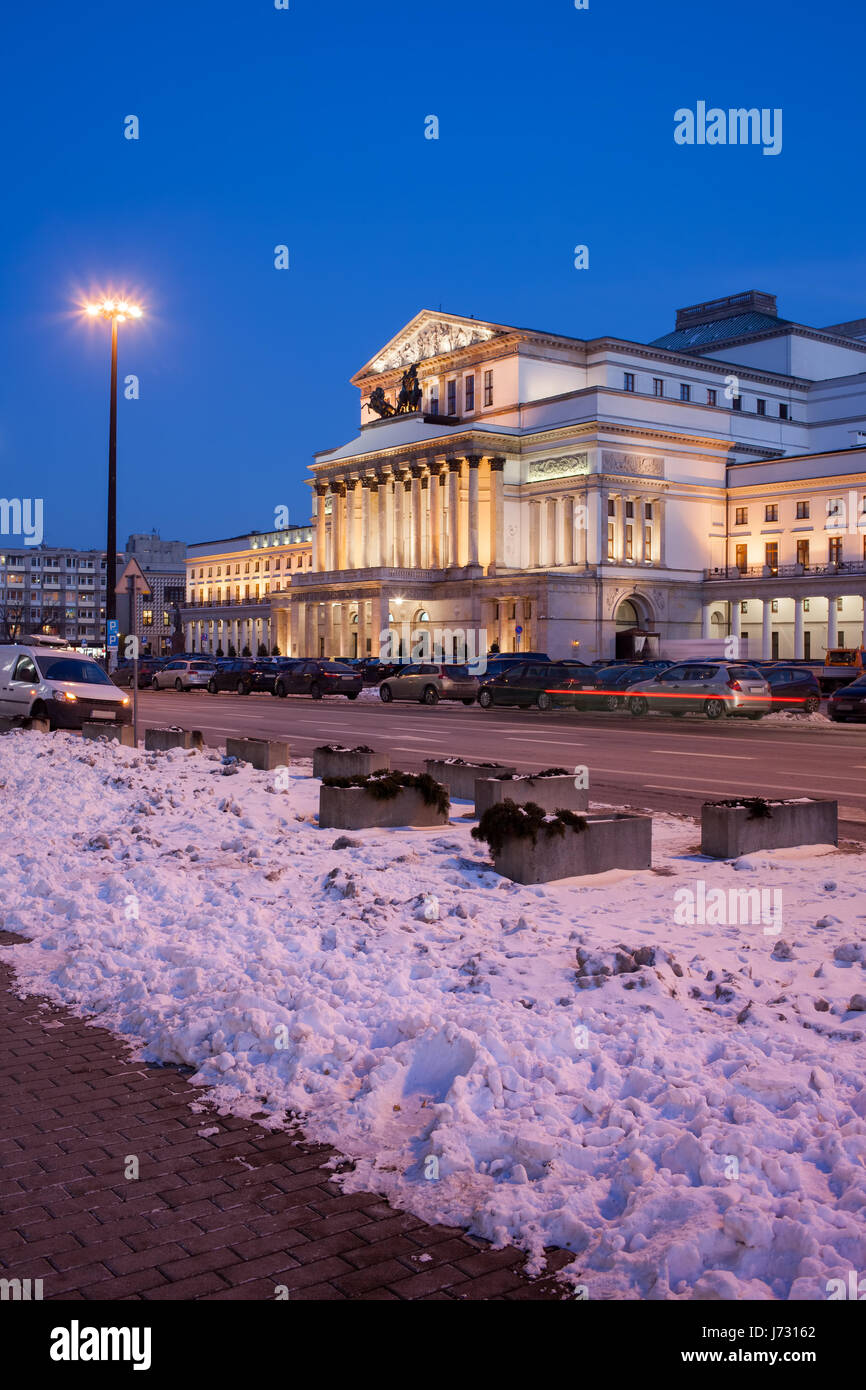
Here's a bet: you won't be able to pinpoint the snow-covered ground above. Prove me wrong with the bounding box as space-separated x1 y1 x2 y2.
1 730 865 1300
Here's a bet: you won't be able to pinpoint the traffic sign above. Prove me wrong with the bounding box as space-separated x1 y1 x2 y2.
115 557 151 597
515 625 523 635
106 619 119 651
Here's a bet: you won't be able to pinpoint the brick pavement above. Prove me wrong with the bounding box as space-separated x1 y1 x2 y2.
0 932 569 1301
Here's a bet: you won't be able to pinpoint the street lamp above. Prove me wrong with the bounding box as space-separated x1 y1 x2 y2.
83 297 143 648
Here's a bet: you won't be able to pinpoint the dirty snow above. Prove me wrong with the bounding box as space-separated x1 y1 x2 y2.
1 730 865 1299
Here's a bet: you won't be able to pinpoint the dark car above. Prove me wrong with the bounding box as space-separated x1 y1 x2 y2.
763 665 822 714
593 662 674 710
478 660 600 711
207 658 259 695
273 659 362 700
828 675 866 721
112 656 168 688
482 653 550 681
355 657 400 683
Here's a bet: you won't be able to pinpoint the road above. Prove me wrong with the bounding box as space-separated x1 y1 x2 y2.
133 688 866 839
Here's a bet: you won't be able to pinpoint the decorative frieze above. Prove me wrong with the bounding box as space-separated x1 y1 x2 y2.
602 451 664 477
528 454 590 481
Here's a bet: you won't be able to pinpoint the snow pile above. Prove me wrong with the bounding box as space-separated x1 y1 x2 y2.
1 730 865 1299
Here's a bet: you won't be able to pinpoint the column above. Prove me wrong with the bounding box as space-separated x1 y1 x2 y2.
793 596 804 659
420 475 430 567
357 599 367 658
762 598 773 659
598 488 609 564
554 496 566 566
315 485 327 571
329 483 343 571
392 469 405 566
374 590 390 660
619 495 629 563
827 594 839 649
429 464 442 568
466 455 481 566
634 498 645 565
862 597 866 651
562 497 575 566
657 498 667 566
341 603 352 658
447 458 460 567
730 600 742 641
378 475 390 568
410 465 423 569
488 456 505 573
403 477 412 567
514 597 525 652
345 479 357 570
529 499 541 567
701 603 712 639
359 480 370 569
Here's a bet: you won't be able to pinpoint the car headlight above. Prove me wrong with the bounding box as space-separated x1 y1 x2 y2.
121 696 130 705
52 688 77 701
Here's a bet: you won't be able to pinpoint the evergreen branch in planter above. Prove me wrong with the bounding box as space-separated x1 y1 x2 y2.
322 770 449 815
706 797 773 820
472 799 587 856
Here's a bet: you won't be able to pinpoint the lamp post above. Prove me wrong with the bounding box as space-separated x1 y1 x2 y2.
84 298 143 652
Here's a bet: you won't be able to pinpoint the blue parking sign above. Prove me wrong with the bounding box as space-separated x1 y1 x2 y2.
107 619 119 650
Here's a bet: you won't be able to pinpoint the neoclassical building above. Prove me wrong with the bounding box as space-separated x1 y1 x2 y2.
285 291 866 661
184 291 866 661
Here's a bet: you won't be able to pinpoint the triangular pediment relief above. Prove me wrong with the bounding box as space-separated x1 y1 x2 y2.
356 312 511 379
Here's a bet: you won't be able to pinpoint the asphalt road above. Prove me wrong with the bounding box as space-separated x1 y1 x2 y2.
132 688 866 840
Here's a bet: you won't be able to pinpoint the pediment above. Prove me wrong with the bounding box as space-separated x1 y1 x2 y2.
356 312 510 379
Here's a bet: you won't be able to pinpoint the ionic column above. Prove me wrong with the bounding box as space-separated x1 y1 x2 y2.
403 477 412 567
701 603 713 639
410 465 423 569
793 596 805 659
329 482 344 571
657 498 667 566
730 601 742 641
420 474 430 567
529 499 541 567
634 499 645 565
554 496 566 566
827 595 839 649
375 590 390 660
447 458 460 567
762 598 773 659
345 479 357 570
429 463 442 568
598 487 609 564
378 475 390 567
359 479 371 568
466 455 481 566
488 456 505 573
315 484 328 572
341 603 352 658
295 603 305 657
392 468 405 567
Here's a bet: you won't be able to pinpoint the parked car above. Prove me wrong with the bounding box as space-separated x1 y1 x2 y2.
378 663 480 705
478 660 601 711
762 665 822 714
113 656 169 688
594 661 675 710
206 658 259 695
626 662 771 720
151 658 217 691
0 642 131 729
828 675 866 721
355 656 400 683
273 659 362 700
482 653 550 681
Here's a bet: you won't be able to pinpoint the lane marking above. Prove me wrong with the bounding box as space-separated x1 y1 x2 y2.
648 750 752 760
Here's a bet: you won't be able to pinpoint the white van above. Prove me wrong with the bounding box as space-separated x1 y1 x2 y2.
0 643 131 729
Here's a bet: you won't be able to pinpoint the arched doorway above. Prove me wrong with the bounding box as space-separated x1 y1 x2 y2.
614 599 640 630
613 594 659 660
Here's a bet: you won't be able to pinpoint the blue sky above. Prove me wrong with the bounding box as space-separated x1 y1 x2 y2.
1 0 863 549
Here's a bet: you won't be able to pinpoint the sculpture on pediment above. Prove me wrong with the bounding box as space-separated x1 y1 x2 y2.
367 386 396 419
395 363 423 414
372 319 496 373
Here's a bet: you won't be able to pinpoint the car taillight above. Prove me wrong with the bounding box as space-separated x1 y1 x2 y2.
323 673 341 678
727 679 742 691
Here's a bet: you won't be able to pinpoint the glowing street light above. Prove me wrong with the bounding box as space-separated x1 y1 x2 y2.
82 296 144 647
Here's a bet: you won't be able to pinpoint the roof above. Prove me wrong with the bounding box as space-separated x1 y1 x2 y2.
650 312 789 352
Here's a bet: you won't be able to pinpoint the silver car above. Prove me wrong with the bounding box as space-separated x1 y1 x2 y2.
627 661 771 720
152 658 217 691
379 662 480 706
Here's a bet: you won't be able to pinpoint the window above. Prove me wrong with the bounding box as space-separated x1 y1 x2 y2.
680 383 690 402
607 523 615 560
771 599 779 614
764 504 778 521
653 378 664 397
803 599 810 613
796 501 810 519
837 596 844 611
780 403 790 420
625 525 633 559
12 656 37 682
756 399 766 416
607 498 615 517
446 379 456 415
644 502 653 520
623 372 635 392
732 395 742 411
838 631 846 647
464 375 475 411
483 370 493 407
765 542 779 573
429 385 439 413
735 544 748 571
829 537 843 564
804 632 811 658
796 539 810 567
625 500 634 518
735 507 748 525
740 600 749 615
644 526 652 561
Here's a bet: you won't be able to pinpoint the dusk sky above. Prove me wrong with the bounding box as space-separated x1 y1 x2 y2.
1 0 862 549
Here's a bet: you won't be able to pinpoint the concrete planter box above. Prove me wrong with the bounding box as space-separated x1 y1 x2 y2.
701 798 838 859
312 747 389 780
144 727 203 753
474 774 589 818
226 737 290 771
489 812 652 885
82 722 135 746
319 783 449 830
0 717 50 734
424 758 517 801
